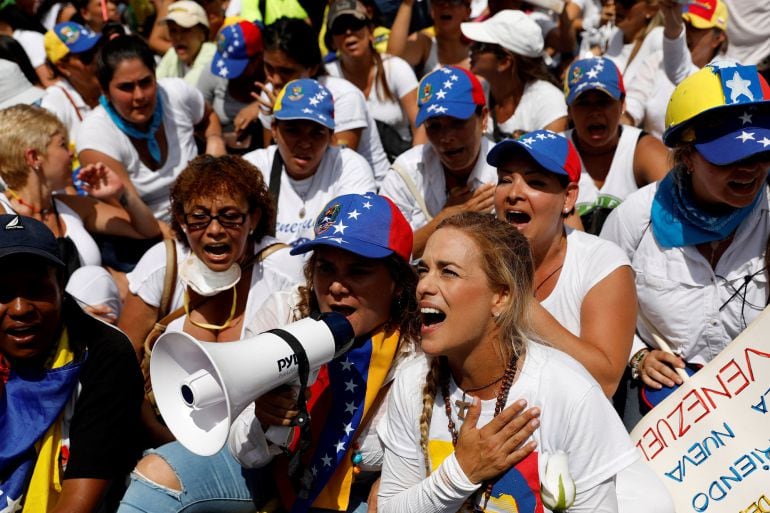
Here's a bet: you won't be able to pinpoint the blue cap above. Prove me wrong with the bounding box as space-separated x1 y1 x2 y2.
273 79 335 130
487 130 581 182
211 20 262 79
45 21 100 64
416 66 486 126
564 57 625 105
290 193 413 262
0 214 64 266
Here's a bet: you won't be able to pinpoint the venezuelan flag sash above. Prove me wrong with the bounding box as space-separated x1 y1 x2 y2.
278 327 399 512
0 330 85 512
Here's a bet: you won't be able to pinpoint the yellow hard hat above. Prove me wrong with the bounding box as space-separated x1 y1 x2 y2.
662 60 770 164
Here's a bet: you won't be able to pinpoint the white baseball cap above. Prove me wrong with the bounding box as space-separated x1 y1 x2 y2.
461 9 544 58
162 0 209 29
0 60 44 109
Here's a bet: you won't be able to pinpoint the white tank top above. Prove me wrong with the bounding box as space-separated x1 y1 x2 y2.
0 193 102 266
566 125 642 217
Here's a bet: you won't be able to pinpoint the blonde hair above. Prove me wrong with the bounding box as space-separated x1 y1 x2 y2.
418 212 535 473
0 105 67 189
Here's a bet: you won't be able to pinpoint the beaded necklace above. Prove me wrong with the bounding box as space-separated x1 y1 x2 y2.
441 354 519 512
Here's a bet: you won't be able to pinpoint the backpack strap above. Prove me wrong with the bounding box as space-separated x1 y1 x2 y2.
391 162 432 222
268 151 284 236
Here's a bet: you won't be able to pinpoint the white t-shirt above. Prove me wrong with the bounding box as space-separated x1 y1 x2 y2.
258 75 390 185
541 228 630 336
0 194 101 267
127 237 304 336
380 138 496 231
76 79 204 222
378 343 638 512
725 0 770 66
565 126 641 217
326 55 418 142
243 145 376 246
488 79 567 138
600 183 770 363
13 29 46 68
604 26 663 85
42 80 92 141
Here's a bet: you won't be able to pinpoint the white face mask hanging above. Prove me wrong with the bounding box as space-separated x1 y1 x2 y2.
178 252 242 297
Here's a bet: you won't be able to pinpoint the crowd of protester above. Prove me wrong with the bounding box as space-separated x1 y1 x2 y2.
2 0 770 511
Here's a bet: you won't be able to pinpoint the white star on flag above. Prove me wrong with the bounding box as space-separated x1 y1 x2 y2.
347 209 361 220
1 495 23 513
218 67 229 78
739 112 753 125
758 137 770 147
344 379 358 392
443 80 453 89
344 422 354 435
725 71 754 103
309 97 319 106
736 130 755 142
319 114 326 120
586 69 599 79
436 90 447 99
536 133 547 140
439 67 452 74
227 45 234 53
451 74 458 81
302 108 312 113
435 106 448 114
333 221 348 234
311 466 318 476
328 237 347 244
322 454 333 466
335 440 346 453
362 201 372 209
340 357 354 370
217 59 225 68
427 104 438 112
522 137 536 145
546 132 557 139
345 401 356 414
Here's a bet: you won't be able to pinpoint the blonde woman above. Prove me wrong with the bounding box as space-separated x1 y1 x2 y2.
378 212 638 512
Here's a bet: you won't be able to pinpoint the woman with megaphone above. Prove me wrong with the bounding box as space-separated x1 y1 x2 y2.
118 192 417 512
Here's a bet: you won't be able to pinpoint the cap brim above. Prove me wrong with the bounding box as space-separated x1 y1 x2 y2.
682 13 716 30
416 101 476 126
487 139 569 178
290 237 393 259
694 126 770 165
459 21 497 45
274 109 335 130
211 55 248 79
0 247 64 266
566 84 621 105
162 14 206 28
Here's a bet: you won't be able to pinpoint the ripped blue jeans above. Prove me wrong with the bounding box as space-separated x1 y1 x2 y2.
117 442 266 513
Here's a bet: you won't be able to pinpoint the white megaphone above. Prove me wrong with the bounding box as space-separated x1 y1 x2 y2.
150 312 354 456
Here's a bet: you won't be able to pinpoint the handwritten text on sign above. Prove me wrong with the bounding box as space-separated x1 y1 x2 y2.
630 309 770 513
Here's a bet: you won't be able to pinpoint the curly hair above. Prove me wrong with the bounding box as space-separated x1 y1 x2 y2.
294 251 420 355
169 155 276 246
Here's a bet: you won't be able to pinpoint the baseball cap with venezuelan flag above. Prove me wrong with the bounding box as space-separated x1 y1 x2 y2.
663 58 770 165
416 66 486 127
683 0 728 32
274 79 335 130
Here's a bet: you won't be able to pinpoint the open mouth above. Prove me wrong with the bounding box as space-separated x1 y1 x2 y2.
6 324 40 340
505 210 532 225
204 243 232 258
727 176 759 194
421 307 446 327
330 304 356 317
586 123 607 139
443 147 464 159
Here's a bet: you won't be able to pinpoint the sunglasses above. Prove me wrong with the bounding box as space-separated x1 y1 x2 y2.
469 41 510 58
330 17 369 36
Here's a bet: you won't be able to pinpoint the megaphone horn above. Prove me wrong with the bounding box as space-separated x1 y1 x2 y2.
150 312 354 456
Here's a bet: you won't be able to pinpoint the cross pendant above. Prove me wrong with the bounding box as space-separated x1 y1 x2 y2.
455 399 473 420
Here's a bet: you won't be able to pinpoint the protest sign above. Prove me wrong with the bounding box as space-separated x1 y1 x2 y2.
630 308 770 513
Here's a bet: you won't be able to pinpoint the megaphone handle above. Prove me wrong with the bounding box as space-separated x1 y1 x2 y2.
266 328 314 486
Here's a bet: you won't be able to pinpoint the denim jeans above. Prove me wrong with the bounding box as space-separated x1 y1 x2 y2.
117 442 265 513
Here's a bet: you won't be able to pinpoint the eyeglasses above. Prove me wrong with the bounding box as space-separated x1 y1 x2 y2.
330 17 369 36
183 211 248 230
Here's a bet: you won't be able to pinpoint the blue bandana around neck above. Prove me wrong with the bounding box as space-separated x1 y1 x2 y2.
651 166 763 248
99 92 164 162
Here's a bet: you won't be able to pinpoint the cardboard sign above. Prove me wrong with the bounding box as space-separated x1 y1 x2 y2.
630 308 770 513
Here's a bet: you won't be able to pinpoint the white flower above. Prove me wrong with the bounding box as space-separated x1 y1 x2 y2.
540 451 576 511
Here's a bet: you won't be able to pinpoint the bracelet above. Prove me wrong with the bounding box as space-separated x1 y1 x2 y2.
629 348 650 381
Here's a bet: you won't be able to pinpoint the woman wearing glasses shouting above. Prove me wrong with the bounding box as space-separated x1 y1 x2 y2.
119 155 304 444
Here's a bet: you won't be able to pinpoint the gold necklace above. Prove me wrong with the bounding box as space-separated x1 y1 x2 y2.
183 287 238 331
